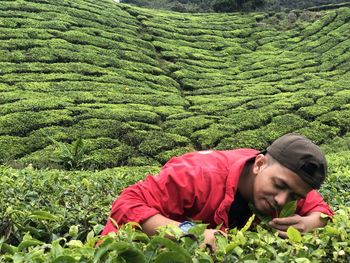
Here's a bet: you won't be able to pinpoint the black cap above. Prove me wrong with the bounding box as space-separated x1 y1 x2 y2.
266 133 327 189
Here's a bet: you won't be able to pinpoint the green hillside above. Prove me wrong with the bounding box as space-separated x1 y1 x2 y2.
1 1 350 261
0 0 349 170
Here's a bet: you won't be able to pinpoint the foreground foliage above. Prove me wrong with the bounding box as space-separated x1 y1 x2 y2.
1 208 349 262
1 151 350 261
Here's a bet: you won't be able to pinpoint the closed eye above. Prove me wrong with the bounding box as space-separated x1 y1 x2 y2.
274 183 286 190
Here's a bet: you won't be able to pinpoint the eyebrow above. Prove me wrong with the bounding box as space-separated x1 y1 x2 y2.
277 179 307 199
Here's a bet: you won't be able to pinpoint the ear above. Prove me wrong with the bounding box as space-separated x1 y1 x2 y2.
252 154 267 175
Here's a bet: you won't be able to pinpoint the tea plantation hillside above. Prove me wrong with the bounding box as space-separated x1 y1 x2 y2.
1 1 350 262
0 0 349 169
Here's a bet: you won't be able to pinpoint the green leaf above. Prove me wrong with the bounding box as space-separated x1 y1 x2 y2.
93 237 114 261
133 232 151 243
0 242 17 255
82 178 90 189
68 225 79 238
18 239 44 251
51 238 65 258
52 255 77 263
21 225 43 237
93 224 105 235
320 213 330 219
248 203 272 224
295 258 311 263
241 214 255 232
107 241 146 263
29 210 60 221
188 223 207 236
73 138 85 159
149 237 192 263
279 201 297 218
287 226 302 243
66 240 83 248
154 251 192 263
214 232 228 252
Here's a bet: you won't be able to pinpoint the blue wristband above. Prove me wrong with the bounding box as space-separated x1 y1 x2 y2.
178 221 195 233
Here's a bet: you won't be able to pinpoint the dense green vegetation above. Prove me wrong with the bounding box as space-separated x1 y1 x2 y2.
121 0 349 13
0 0 350 170
0 0 350 261
1 152 349 261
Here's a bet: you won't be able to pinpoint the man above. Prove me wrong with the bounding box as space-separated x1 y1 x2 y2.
102 133 333 248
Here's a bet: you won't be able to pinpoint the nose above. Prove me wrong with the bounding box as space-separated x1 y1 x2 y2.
274 191 289 208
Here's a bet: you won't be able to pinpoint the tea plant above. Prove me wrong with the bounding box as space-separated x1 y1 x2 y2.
1 207 349 262
49 137 87 170
0 1 349 168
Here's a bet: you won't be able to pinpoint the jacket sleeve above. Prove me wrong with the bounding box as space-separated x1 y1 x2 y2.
296 190 333 217
101 153 223 235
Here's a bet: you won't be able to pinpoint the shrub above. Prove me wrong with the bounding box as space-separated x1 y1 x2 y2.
0 165 159 245
163 116 213 137
138 132 190 156
49 137 87 170
263 114 309 137
321 135 350 154
155 146 195 164
301 11 337 37
0 136 27 163
0 110 74 136
318 110 350 134
67 119 135 140
127 156 160 166
296 121 339 145
83 144 135 169
191 123 234 149
77 105 161 124
216 129 269 150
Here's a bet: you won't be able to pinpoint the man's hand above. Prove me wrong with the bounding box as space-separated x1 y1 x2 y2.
202 229 227 251
268 212 327 238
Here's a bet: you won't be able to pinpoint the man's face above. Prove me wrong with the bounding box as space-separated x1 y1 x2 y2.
252 155 312 215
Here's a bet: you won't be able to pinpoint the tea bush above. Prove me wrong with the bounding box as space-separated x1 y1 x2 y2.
0 165 160 245
0 155 349 262
0 0 349 171
0 1 350 260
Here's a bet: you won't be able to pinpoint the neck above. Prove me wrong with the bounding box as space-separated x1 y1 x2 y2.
238 162 254 202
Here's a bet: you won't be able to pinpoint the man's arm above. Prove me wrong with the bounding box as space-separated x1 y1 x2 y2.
102 151 229 236
141 214 180 236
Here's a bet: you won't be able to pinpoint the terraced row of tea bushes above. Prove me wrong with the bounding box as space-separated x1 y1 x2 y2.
1 1 350 168
0 0 193 168
125 5 350 152
1 150 349 261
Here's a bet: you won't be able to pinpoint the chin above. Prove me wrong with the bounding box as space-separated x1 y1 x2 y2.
255 199 273 216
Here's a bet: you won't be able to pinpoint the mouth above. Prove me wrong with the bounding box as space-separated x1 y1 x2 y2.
265 200 277 215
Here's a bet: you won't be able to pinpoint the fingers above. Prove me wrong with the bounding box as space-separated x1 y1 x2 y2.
215 229 227 237
269 214 306 233
202 229 226 251
269 221 290 232
270 214 300 225
276 230 288 239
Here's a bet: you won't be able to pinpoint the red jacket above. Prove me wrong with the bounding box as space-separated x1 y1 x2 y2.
102 149 333 235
